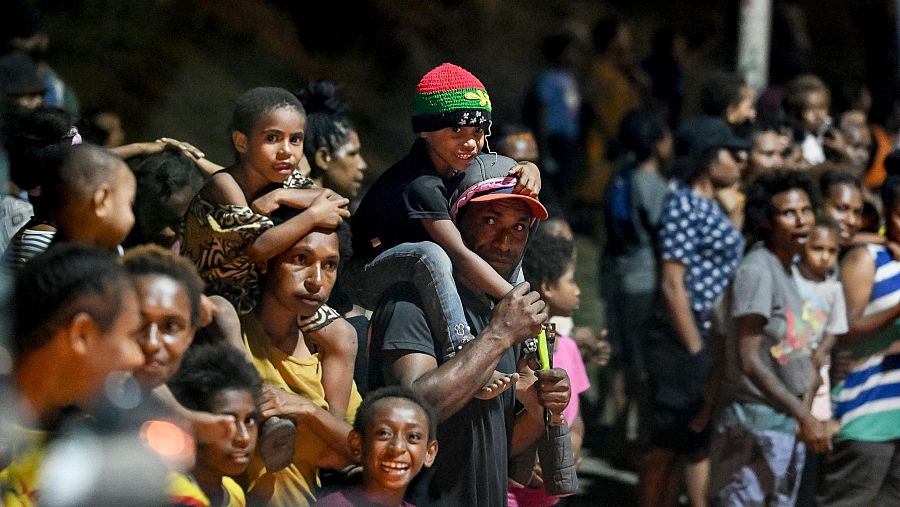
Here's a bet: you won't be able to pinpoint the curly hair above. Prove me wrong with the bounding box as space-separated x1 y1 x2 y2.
167 343 263 413
353 385 437 443
522 226 575 290
121 244 205 327
230 87 305 161
744 170 815 243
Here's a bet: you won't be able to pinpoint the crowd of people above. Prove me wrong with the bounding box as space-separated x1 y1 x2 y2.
2 4 900 507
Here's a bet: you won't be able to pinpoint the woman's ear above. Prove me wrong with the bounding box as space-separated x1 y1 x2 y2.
314 146 331 171
232 131 248 155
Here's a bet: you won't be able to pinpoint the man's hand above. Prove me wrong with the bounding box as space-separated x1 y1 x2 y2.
535 368 571 419
489 282 547 347
507 161 541 197
797 414 833 454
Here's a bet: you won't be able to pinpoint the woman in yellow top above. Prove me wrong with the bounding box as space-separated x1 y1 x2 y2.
222 216 362 507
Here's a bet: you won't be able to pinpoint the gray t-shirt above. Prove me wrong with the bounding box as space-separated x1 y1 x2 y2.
791 264 848 349
718 243 817 406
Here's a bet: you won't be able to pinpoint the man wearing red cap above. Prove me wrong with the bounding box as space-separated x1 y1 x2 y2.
366 153 570 506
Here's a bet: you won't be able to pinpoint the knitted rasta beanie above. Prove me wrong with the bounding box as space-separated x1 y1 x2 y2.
411 63 492 133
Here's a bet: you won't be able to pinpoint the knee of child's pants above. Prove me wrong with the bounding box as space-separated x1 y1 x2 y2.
412 241 453 272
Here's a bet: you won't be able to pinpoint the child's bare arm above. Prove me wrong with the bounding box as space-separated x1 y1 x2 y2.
306 318 358 420
251 187 340 216
246 190 350 263
422 218 514 300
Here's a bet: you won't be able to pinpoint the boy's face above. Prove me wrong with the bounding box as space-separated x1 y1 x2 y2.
235 106 306 185
98 164 136 249
355 398 437 494
420 126 486 176
195 388 259 478
543 263 580 318
801 227 840 279
79 286 144 405
801 90 830 134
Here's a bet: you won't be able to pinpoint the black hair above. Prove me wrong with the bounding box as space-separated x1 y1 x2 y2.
700 72 748 118
231 87 305 136
618 108 668 162
43 143 126 218
785 74 830 116
13 243 132 359
294 80 354 179
353 386 437 443
818 170 861 203
5 105 72 192
230 87 305 161
121 244 205 327
668 148 721 185
744 170 815 242
811 213 841 241
522 226 575 290
127 146 204 247
881 175 900 212
168 343 263 413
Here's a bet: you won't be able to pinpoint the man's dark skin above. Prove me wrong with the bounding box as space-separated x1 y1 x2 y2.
382 198 572 454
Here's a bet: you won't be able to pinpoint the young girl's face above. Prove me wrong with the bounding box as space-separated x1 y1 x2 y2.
359 398 437 494
238 106 305 184
801 227 840 279
543 263 580 318
195 388 259 478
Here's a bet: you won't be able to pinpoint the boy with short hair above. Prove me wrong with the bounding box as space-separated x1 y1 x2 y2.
1 244 144 505
45 143 136 252
315 386 438 507
167 344 264 507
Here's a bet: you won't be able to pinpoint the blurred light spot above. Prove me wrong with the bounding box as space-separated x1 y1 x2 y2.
40 434 103 505
140 419 193 461
105 371 142 410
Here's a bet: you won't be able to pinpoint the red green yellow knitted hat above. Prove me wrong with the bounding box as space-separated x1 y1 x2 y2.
412 63 492 133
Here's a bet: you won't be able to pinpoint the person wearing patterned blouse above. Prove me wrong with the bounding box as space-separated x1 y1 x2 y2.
640 117 748 507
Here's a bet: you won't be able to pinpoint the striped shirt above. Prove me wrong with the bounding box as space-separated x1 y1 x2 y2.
4 226 55 272
834 244 900 441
